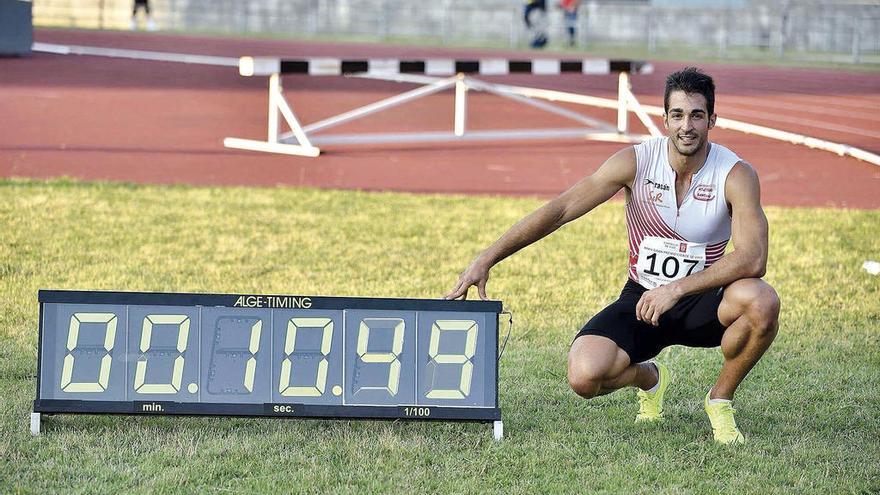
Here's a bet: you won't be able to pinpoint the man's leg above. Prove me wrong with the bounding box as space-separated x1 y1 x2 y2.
131 2 142 30
703 278 778 444
565 12 577 47
713 278 780 399
567 335 657 398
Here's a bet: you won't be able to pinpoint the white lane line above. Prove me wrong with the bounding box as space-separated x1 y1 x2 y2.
722 96 880 123
718 106 880 140
31 42 240 67
637 93 880 138
743 91 880 111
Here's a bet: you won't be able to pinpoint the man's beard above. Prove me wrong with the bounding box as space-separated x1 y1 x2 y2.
672 133 704 156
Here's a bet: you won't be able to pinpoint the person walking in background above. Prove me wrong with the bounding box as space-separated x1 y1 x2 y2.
559 0 581 47
524 0 548 49
131 0 157 31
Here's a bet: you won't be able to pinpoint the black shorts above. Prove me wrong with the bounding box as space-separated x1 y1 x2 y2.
575 280 727 364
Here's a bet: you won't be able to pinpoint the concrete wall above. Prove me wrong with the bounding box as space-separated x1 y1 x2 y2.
32 0 880 59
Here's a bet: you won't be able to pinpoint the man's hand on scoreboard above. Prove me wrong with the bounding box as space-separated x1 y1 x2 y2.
445 258 491 301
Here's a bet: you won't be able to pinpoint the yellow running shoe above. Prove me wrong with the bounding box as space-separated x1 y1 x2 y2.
635 361 671 423
704 391 745 444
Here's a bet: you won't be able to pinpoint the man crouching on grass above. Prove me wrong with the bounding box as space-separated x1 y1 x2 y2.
446 67 779 444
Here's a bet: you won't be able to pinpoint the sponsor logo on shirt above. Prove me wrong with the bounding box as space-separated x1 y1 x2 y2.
646 178 670 191
693 184 716 201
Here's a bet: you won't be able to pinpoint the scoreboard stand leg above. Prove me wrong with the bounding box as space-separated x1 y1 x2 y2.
30 412 41 436
493 420 503 441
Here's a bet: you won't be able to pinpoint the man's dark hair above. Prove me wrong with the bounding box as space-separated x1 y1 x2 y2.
664 67 715 116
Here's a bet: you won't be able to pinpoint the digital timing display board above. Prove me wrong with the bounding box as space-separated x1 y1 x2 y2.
34 290 502 432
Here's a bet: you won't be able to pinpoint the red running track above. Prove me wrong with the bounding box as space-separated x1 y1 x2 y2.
1 29 879 208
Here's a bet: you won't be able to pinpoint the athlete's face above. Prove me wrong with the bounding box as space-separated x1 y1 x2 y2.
663 90 716 157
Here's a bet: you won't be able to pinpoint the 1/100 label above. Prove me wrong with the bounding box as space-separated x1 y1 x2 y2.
403 407 431 417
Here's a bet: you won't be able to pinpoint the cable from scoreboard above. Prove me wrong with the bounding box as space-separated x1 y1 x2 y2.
499 311 513 360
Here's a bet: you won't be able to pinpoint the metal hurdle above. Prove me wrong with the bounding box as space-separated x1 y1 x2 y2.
222 58 660 158
29 41 878 167
224 56 880 167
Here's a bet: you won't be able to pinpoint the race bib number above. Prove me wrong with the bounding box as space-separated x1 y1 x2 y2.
636 236 706 289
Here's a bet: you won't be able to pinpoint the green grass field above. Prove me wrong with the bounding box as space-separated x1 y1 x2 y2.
1 178 878 494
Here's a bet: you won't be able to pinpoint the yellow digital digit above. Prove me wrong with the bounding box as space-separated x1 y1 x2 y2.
425 320 478 399
60 313 117 393
133 315 190 394
279 318 333 397
243 320 262 393
356 318 405 395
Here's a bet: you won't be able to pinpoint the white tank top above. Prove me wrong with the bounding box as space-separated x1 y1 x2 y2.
625 137 740 288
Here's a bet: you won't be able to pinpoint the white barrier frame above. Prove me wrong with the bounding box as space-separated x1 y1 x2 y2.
359 73 880 167
225 70 880 167
223 71 661 157
224 73 321 157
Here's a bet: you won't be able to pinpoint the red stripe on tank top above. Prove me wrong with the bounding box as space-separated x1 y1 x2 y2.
625 209 644 257
706 241 728 256
639 200 682 241
645 202 685 241
626 204 651 241
625 206 643 281
631 186 674 239
630 188 664 237
633 183 684 241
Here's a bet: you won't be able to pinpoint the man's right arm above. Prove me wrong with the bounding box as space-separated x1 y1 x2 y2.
445 146 636 300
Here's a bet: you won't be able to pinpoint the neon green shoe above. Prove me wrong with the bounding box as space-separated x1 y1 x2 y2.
635 361 671 423
704 391 745 444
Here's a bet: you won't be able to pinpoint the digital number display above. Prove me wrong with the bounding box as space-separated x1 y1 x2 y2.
34 290 502 424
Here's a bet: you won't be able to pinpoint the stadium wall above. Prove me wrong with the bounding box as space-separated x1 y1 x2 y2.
32 0 880 62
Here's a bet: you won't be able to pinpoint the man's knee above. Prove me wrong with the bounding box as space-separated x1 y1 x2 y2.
567 334 629 399
724 279 780 335
566 348 611 399
567 367 603 399
744 282 780 340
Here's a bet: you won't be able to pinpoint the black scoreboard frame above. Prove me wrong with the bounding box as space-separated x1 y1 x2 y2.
32 290 505 439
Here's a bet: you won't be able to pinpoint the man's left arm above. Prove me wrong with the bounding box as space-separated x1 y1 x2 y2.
636 161 768 326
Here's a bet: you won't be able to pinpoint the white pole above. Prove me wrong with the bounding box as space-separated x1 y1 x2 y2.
617 72 629 134
454 73 467 137
626 87 662 137
276 95 315 150
30 412 41 436
268 73 280 143
493 420 504 441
